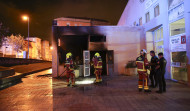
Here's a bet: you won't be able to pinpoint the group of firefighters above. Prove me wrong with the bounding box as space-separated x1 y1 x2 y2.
64 49 167 94
64 52 102 87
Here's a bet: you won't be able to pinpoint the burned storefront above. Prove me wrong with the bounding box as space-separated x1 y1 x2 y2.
52 26 145 78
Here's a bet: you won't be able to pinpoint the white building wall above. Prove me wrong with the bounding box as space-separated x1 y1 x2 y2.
118 0 190 84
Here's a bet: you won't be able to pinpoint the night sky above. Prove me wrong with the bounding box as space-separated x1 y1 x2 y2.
0 0 128 43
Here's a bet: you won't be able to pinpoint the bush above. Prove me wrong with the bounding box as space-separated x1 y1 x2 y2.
125 60 137 68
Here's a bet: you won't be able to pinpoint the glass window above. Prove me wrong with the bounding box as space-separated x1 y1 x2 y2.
156 29 161 40
160 27 163 39
139 17 142 26
146 12 150 23
170 18 185 36
154 5 160 17
154 31 157 41
171 51 187 82
153 27 164 55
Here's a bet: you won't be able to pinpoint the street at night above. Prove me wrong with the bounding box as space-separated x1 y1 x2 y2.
0 69 53 111
1 0 190 111
1 70 190 111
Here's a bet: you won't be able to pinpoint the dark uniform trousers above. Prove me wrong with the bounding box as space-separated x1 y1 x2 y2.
157 70 166 92
149 69 158 87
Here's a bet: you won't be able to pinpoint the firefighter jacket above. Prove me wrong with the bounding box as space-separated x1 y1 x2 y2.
92 57 102 69
65 58 74 71
136 55 149 72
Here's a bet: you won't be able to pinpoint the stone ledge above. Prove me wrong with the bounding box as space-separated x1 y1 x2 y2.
0 66 15 79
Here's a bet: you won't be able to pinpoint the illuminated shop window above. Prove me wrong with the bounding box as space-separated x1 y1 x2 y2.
139 17 142 26
154 5 160 17
146 12 150 23
171 51 187 82
153 27 164 55
170 18 185 36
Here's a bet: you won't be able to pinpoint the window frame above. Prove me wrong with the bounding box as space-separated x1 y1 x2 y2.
145 12 150 23
139 17 142 26
153 27 164 55
154 4 160 17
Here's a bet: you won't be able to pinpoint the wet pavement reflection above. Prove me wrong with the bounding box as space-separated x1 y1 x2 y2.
0 69 53 111
1 69 190 111
53 74 190 111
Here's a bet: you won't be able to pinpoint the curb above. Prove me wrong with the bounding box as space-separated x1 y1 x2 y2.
0 67 52 90
20 67 52 77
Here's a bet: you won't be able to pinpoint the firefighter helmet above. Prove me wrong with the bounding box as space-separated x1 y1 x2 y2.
140 49 147 55
66 52 72 59
94 52 100 57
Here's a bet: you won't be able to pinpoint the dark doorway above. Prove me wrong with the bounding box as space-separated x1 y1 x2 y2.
90 51 107 75
60 35 88 62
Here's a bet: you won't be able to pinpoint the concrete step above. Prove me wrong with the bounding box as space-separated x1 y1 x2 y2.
0 66 15 79
0 72 22 90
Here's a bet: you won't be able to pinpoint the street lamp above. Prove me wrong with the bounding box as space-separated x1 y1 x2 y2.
50 46 53 50
22 15 30 59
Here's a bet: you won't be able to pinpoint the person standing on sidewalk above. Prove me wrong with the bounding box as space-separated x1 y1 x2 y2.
91 52 103 83
156 52 167 93
149 50 158 88
65 52 75 87
136 49 151 92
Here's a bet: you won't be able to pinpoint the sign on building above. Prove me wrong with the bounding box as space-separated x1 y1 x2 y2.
168 0 184 9
170 35 186 52
168 3 184 22
145 0 158 9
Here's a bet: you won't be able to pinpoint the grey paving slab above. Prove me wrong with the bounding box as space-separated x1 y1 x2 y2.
1 69 190 111
53 74 190 111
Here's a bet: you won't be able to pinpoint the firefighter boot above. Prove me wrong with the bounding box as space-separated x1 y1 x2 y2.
96 79 100 83
72 82 76 87
67 83 70 87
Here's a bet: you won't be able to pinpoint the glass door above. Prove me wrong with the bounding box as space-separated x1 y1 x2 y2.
83 50 90 77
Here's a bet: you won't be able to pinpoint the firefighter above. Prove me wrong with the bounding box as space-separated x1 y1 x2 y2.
156 52 167 93
149 50 159 88
92 52 103 83
65 52 75 87
136 49 151 92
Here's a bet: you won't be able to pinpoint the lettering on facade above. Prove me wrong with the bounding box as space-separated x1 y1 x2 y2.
170 35 186 52
145 0 158 9
168 3 184 21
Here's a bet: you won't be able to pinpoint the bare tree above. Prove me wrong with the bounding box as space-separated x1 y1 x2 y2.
5 34 25 57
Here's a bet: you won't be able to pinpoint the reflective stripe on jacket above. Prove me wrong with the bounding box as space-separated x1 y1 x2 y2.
136 55 149 72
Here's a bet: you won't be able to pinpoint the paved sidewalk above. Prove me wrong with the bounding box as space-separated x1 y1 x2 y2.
0 69 53 111
1 70 190 111
12 62 52 74
53 75 190 111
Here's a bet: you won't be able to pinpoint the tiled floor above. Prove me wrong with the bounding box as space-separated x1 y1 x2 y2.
1 69 190 111
53 74 190 111
0 69 53 111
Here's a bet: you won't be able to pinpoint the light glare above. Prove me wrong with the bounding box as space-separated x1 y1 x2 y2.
22 16 28 21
